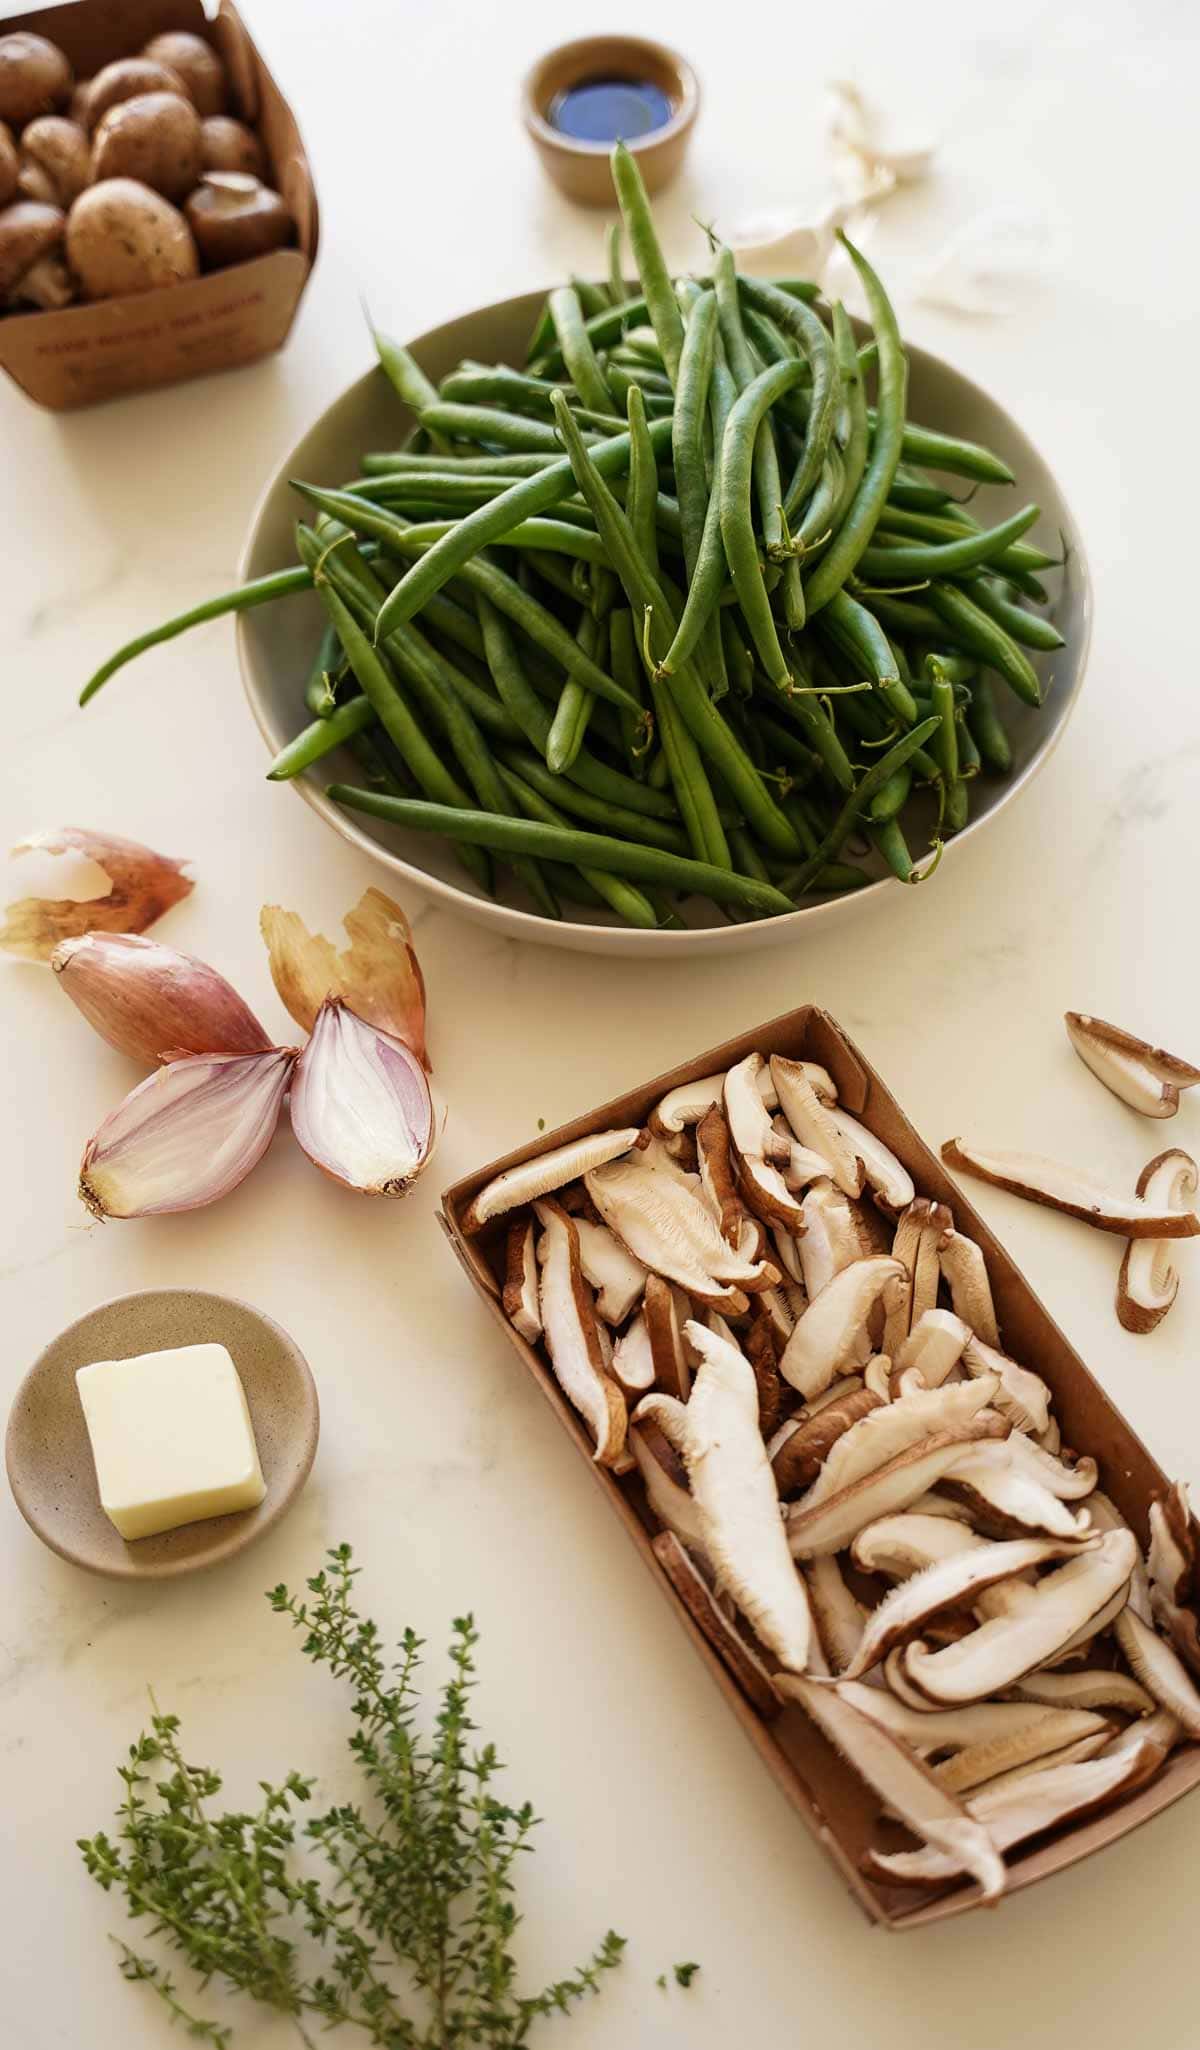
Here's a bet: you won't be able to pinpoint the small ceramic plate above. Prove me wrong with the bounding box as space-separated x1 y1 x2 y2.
5 1290 318 1581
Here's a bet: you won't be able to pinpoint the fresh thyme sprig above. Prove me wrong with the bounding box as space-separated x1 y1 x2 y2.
79 1544 625 2046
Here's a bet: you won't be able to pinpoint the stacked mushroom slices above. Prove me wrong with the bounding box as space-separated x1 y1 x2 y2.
471 1050 1200 1904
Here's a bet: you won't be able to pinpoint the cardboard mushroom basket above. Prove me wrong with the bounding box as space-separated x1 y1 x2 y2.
440 1006 1200 1929
0 0 316 408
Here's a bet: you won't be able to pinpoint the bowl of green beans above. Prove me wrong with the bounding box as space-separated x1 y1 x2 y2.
228 149 1090 955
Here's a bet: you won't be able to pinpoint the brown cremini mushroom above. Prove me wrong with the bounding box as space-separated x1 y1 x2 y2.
84 58 188 132
184 172 292 268
0 198 72 309
67 180 198 300
17 116 90 207
142 31 228 117
0 121 17 207
0 33 72 129
199 113 264 177
92 93 201 203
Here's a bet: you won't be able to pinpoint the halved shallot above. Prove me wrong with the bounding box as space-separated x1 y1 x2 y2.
52 931 272 1065
653 1530 782 1717
502 1217 541 1343
636 1323 813 1672
1117 1149 1198 1334
778 1257 906 1399
464 1128 641 1232
1065 1012 1200 1119
941 1140 1200 1239
78 1047 296 1219
289 999 434 1197
898 1529 1136 1705
534 1199 626 1467
838 1535 1097 1681
775 1676 1007 1902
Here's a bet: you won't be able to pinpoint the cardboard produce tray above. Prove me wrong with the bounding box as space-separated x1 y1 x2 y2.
0 0 317 408
440 1005 1200 1928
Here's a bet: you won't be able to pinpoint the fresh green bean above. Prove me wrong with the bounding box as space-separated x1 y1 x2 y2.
818 589 919 727
267 694 374 780
370 321 450 453
887 461 956 512
610 604 647 775
672 289 717 577
874 502 1057 574
529 295 651 376
927 582 1042 705
329 787 798 918
495 764 661 927
438 364 564 414
498 747 695 854
721 609 755 697
420 400 623 453
364 448 558 477
548 612 604 775
346 728 414 799
883 419 1016 486
867 762 911 822
626 384 659 573
716 251 790 570
829 302 869 528
858 504 1040 579
962 575 1065 651
611 141 685 383
607 223 625 307
718 357 808 685
870 816 915 881
81 566 310 703
929 662 966 832
570 275 609 318
656 347 737 679
804 235 907 615
551 390 800 860
775 717 940 896
739 276 838 521
548 285 616 414
303 621 343 717
966 672 1013 771
373 414 674 642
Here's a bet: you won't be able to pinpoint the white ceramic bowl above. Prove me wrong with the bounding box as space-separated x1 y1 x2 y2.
238 289 1091 958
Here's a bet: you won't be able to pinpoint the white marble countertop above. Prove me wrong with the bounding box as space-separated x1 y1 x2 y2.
4 0 1200 2042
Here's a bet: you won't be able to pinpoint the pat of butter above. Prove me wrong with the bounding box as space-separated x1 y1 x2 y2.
76 1342 266 1542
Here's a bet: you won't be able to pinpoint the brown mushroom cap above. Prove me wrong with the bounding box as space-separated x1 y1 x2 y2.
84 57 188 133
0 33 72 130
184 172 293 269
0 196 63 292
199 114 264 178
18 116 90 208
66 178 198 299
142 32 227 117
0 121 17 208
92 92 201 203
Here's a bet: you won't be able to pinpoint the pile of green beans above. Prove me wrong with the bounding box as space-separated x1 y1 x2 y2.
81 142 1064 928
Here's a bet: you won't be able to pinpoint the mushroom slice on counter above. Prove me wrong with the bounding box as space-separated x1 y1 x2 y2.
610 1311 656 1395
771 1386 883 1497
933 1710 1115 1797
1117 1149 1198 1334
502 1217 541 1343
628 1416 706 1557
822 1108 914 1215
637 1324 813 1672
1114 1608 1200 1738
787 1421 1008 1560
899 1530 1136 1705
1065 1012 1200 1119
1011 1667 1155 1715
895 1309 970 1389
938 1230 1000 1348
652 1530 783 1717
533 1200 627 1468
585 1158 776 1309
770 1055 864 1197
940 1442 1094 1542
778 1257 906 1399
961 1334 1051 1437
797 1376 1004 1514
694 1104 745 1248
571 1214 648 1326
465 1128 641 1231
851 1513 988 1579
941 1140 1200 1239
648 1063 778 1143
840 1535 1097 1681
864 1729 1167 1888
642 1275 691 1401
803 1554 868 1673
883 1200 953 1354
775 1677 1007 1902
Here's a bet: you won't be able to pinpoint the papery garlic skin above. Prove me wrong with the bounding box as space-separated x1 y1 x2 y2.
288 998 434 1198
79 1048 296 1219
2 827 192 962
53 932 273 1065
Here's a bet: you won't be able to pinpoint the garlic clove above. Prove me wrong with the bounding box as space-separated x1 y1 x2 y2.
2 826 192 962
289 997 434 1199
52 931 272 1065
261 887 428 1069
79 1047 295 1219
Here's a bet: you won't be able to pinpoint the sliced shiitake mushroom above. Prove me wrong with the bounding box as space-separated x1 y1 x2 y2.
571 1214 646 1325
771 1385 882 1496
840 1534 1096 1681
142 31 228 117
961 1333 1051 1436
653 1530 782 1717
501 1215 540 1343
464 1128 640 1232
770 1054 863 1197
694 1103 744 1248
1065 1011 1200 1118
1011 1667 1154 1716
941 1139 1200 1238
533 1198 626 1468
642 1274 690 1400
803 1554 867 1673
586 1155 777 1308
894 1308 970 1388
852 1511 986 1579
786 1419 1009 1560
940 1440 1093 1543
0 122 16 208
185 171 292 268
778 1256 905 1399
883 1199 952 1355
933 1709 1115 1796
938 1228 1000 1348
92 91 202 203
628 1414 706 1556
1114 1606 1200 1738
648 1062 778 1143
